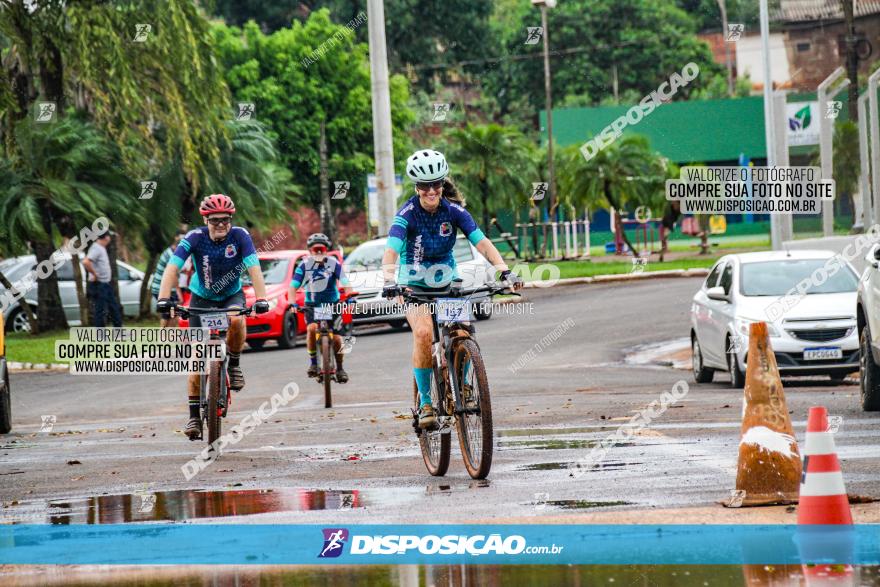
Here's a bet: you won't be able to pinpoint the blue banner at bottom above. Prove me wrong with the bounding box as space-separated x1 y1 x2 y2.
1 524 877 565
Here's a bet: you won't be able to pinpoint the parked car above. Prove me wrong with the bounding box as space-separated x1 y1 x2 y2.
177 249 351 350
343 235 495 328
856 244 880 411
0 313 10 433
0 254 145 332
691 250 860 388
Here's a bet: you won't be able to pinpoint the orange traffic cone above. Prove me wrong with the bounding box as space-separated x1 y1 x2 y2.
797 406 855 586
730 322 801 506
797 406 853 524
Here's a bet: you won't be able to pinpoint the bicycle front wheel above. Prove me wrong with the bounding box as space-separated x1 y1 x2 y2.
413 377 450 476
322 335 332 408
453 338 493 479
206 360 222 446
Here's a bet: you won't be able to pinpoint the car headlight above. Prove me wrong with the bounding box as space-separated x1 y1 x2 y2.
266 298 279 311
736 317 780 338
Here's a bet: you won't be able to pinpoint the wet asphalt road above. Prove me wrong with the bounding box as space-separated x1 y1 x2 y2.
1 277 878 524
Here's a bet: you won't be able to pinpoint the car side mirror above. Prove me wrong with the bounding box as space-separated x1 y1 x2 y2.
706 286 729 302
867 245 880 269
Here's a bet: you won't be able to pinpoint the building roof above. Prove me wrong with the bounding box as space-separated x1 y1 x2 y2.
777 0 880 22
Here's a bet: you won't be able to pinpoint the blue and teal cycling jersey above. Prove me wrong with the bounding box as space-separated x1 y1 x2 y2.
386 195 485 286
290 255 349 305
170 226 259 301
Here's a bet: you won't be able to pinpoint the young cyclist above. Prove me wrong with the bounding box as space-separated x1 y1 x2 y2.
287 233 351 383
381 150 523 429
156 194 270 440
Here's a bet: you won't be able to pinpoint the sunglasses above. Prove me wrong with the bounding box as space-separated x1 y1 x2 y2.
207 216 232 226
416 180 444 191
310 246 327 254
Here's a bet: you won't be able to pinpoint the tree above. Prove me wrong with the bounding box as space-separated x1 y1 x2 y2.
557 135 667 257
0 116 136 332
137 119 297 317
810 120 859 227
1 0 237 330
482 0 724 116
212 0 494 90
445 123 537 231
212 11 414 236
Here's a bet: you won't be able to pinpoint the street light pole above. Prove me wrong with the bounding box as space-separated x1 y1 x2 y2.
759 0 781 249
534 0 557 220
717 0 734 96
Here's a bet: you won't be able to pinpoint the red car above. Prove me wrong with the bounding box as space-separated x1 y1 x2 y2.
179 249 353 350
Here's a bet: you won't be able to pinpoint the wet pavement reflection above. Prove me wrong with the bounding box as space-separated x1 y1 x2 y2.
6 563 880 586
2 488 374 524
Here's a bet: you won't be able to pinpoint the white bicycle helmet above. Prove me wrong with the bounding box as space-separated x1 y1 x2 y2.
405 150 449 182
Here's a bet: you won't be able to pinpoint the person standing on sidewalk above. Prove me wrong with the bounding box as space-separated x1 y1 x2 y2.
151 231 185 327
82 232 123 327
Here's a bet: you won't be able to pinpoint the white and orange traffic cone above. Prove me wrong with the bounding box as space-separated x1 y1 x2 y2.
797 406 855 586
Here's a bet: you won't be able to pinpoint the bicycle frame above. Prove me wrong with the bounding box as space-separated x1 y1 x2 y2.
402 283 508 429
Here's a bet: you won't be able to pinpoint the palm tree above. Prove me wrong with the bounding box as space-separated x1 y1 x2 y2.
0 116 137 332
136 119 298 317
447 123 537 232
557 135 667 257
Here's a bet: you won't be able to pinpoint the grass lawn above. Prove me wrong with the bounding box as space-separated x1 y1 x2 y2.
518 257 717 281
5 330 69 364
5 316 161 364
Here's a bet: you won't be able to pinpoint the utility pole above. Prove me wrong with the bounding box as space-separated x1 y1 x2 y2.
842 0 859 120
717 0 734 96
318 119 335 244
533 0 557 220
760 0 782 249
367 0 396 235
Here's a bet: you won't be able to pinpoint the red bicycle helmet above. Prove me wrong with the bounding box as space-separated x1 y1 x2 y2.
199 194 236 216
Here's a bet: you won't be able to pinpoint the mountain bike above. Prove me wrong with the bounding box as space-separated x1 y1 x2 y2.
177 305 253 446
397 281 517 480
291 294 358 409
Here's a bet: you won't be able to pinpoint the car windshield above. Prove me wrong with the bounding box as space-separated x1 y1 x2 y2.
740 259 858 296
242 258 289 285
344 243 385 271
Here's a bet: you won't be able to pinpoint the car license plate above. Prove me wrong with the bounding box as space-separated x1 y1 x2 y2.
437 298 471 323
313 305 333 321
201 312 229 329
803 347 843 361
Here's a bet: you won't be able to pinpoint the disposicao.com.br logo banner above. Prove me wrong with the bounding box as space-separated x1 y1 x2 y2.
2 525 877 565
318 527 563 558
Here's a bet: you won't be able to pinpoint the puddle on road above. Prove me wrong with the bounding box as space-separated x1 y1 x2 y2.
500 438 636 450
1 487 425 525
517 461 642 472
498 426 609 437
538 499 633 509
8 563 869 586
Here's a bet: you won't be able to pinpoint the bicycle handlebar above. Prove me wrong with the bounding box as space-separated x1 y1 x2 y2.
396 283 519 303
176 305 254 320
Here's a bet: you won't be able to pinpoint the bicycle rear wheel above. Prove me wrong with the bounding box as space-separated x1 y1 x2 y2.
206 360 222 446
413 377 450 476
322 334 332 408
453 338 493 479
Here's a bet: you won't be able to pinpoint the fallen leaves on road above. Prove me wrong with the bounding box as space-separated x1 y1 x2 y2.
70 476 85 481
394 414 409 420
342 455 361 461
66 460 81 465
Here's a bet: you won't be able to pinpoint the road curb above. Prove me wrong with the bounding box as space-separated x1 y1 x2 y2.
524 268 709 289
9 361 68 372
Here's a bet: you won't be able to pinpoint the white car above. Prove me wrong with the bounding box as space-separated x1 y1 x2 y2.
856 243 880 411
690 250 860 387
343 235 495 328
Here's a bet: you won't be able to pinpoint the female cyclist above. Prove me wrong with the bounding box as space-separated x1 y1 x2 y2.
381 149 522 428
